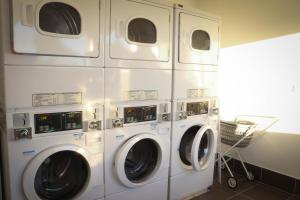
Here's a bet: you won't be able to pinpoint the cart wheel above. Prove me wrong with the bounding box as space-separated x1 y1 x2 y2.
247 172 255 181
227 177 237 189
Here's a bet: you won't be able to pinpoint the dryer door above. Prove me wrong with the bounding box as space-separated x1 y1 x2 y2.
115 134 163 188
12 0 100 57
179 125 215 171
23 145 93 200
109 0 171 62
179 12 219 65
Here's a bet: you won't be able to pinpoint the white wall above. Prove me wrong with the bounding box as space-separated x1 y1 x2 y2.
189 0 300 48
219 33 300 179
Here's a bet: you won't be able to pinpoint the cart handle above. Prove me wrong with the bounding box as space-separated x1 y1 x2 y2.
235 115 279 132
235 120 255 126
235 115 278 119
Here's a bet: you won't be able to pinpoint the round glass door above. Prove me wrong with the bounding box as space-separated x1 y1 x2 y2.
179 125 214 170
115 135 162 188
34 150 89 200
125 139 158 183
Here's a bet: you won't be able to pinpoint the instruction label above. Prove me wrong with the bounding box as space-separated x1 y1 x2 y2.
187 89 207 98
125 90 143 101
124 90 158 101
144 90 158 100
33 92 82 107
32 94 57 106
58 93 82 105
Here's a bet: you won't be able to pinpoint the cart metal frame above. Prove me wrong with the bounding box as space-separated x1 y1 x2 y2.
218 115 279 188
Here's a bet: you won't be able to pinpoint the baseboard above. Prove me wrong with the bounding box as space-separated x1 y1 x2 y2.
217 155 300 196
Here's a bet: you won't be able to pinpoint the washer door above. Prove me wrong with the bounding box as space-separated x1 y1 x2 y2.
115 134 162 188
179 125 214 171
23 145 91 200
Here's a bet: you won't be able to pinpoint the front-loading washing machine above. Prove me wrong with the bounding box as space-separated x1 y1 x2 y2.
104 68 172 200
105 0 173 69
1 104 105 200
169 70 219 200
0 64 105 199
173 4 220 71
1 0 105 67
104 101 171 200
169 99 219 200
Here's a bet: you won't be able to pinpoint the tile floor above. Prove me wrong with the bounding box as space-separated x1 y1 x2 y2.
192 172 300 200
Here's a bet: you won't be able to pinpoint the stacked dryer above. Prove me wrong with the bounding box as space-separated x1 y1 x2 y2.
103 0 173 200
169 4 221 200
0 0 105 199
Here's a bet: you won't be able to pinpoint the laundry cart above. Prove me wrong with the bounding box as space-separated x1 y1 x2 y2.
218 115 278 189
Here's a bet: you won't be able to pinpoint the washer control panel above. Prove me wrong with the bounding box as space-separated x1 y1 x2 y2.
35 111 82 134
186 101 209 116
124 105 157 124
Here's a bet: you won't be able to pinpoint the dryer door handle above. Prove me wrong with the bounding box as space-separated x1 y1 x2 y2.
21 2 34 27
184 31 192 49
116 20 126 38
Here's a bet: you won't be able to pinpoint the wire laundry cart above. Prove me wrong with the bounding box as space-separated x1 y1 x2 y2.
218 115 278 189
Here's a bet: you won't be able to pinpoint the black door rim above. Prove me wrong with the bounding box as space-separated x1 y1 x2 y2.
34 150 90 200
179 125 214 168
124 138 161 184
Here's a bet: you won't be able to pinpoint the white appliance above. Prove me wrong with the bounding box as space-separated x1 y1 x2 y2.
3 66 104 109
1 105 105 200
173 70 218 101
105 0 173 69
104 101 171 200
169 70 219 200
1 0 105 67
173 4 220 71
169 99 219 200
0 65 105 199
104 68 172 200
105 68 172 103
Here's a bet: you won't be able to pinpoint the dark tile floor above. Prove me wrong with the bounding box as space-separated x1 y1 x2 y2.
192 172 300 200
